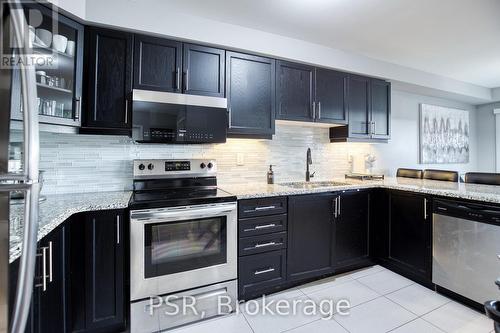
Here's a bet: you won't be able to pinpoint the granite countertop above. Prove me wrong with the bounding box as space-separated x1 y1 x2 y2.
220 177 500 204
10 177 500 263
9 191 132 263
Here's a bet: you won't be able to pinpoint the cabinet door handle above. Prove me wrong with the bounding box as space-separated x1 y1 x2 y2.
424 198 428 220
254 241 278 248
338 196 341 217
254 267 275 275
124 99 129 124
74 97 81 120
116 215 120 245
228 106 232 128
333 197 338 219
184 70 189 91
317 101 321 120
48 241 53 283
42 246 47 291
175 67 180 90
312 101 316 119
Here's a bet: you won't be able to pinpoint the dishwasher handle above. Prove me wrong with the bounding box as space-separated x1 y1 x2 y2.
434 199 500 225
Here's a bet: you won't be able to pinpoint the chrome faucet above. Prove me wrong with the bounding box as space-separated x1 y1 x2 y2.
306 148 315 182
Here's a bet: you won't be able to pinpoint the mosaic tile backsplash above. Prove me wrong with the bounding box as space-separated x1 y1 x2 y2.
34 124 373 195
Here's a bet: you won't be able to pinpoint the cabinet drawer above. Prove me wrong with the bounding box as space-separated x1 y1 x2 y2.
238 197 287 218
239 214 287 237
239 232 287 256
238 250 286 296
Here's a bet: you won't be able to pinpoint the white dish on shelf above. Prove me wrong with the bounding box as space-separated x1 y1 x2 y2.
28 25 35 47
52 34 68 53
35 28 52 47
66 40 75 56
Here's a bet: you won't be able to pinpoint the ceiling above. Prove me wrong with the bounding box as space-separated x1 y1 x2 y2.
162 0 500 88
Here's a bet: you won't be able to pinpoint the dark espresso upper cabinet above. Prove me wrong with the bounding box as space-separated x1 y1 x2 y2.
276 61 315 122
370 79 391 139
82 27 133 134
226 52 275 138
183 44 225 97
346 75 371 137
133 35 182 92
133 39 224 97
330 75 391 142
277 62 348 125
315 68 348 124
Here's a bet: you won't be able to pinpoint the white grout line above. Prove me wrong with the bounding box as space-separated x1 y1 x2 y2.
241 311 256 333
278 318 323 333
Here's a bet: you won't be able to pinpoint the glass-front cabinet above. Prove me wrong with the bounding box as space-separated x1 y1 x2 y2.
11 2 83 128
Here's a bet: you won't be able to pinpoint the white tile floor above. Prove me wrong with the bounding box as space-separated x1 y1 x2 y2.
170 265 495 333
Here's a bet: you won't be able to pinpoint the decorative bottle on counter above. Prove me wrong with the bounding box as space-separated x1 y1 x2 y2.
267 165 275 184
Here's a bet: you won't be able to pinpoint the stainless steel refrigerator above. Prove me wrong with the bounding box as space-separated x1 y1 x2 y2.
1 1 40 332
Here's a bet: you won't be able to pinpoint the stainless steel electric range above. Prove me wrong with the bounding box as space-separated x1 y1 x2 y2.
129 159 237 333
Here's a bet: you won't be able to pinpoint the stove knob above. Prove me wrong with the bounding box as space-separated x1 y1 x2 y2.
200 163 206 169
148 163 154 170
207 162 213 169
138 164 145 171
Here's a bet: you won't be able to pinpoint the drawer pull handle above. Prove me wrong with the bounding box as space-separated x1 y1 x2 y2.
254 241 278 248
254 223 276 230
243 223 277 232
254 205 276 211
254 267 275 275
244 205 277 213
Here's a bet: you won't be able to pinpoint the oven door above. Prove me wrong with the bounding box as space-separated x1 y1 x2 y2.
130 202 237 301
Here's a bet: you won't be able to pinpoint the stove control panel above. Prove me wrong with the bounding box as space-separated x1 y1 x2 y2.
133 159 217 179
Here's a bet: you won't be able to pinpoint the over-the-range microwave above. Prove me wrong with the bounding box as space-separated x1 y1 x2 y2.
132 89 228 144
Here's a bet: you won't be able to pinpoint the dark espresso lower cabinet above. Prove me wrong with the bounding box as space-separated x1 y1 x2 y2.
287 193 336 283
36 228 67 333
9 225 67 333
386 191 432 284
334 190 371 271
68 209 126 333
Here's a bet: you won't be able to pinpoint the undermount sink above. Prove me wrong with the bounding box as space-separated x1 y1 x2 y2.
279 181 350 189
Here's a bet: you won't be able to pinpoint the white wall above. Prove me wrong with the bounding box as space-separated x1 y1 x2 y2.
475 102 500 172
47 0 86 19
83 0 493 104
372 90 477 176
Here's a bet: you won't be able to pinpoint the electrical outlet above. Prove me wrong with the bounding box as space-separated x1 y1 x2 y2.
236 153 245 166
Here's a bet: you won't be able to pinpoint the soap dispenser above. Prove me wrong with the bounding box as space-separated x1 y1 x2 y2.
267 165 275 184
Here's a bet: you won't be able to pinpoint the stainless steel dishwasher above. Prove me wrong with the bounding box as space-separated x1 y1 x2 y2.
433 199 500 304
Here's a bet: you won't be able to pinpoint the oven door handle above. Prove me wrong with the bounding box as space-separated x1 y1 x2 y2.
131 203 236 222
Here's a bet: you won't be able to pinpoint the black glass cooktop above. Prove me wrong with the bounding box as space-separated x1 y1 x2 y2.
129 187 236 209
